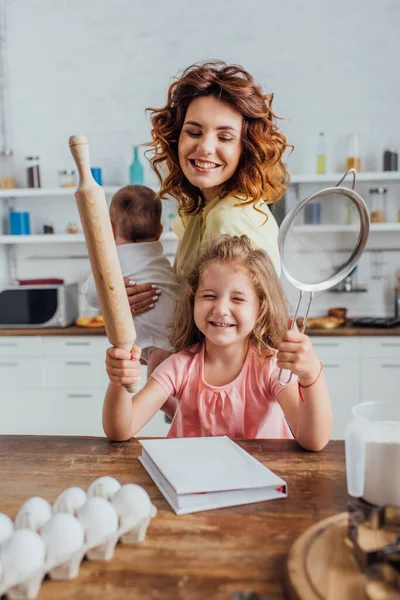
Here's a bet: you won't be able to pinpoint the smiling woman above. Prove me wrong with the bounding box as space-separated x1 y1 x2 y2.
146 60 292 281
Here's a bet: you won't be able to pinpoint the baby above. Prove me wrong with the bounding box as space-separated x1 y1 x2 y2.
82 185 180 392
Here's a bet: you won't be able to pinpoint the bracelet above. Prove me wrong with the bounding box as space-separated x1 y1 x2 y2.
298 361 323 405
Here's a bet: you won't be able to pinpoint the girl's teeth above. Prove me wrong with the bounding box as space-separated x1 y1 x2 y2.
194 160 218 169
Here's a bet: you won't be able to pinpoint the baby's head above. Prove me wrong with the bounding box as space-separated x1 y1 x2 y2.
147 60 291 213
109 185 162 244
170 234 288 354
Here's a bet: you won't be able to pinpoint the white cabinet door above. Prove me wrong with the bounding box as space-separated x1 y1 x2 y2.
42 336 109 357
0 357 45 389
311 337 360 439
323 358 359 439
0 390 57 434
0 336 43 357
45 357 109 389
361 358 400 404
0 389 105 435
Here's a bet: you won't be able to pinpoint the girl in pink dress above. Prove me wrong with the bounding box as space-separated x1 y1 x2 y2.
103 235 332 451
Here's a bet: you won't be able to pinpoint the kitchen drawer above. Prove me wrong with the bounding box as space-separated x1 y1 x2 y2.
361 357 400 403
0 357 44 388
361 337 400 358
311 337 360 358
0 336 43 357
47 390 104 435
45 357 109 389
42 336 109 357
0 389 104 435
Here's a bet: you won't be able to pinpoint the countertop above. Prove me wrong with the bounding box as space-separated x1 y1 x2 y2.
0 436 346 600
0 321 399 336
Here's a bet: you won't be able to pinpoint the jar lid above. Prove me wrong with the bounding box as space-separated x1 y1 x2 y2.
369 187 387 194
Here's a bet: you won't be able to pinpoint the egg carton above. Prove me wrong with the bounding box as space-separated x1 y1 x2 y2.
0 476 157 600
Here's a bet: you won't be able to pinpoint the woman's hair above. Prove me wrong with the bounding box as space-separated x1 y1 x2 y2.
146 60 292 217
109 185 161 242
170 234 288 355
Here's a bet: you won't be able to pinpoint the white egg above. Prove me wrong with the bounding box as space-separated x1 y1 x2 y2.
77 497 118 546
0 512 14 546
87 476 121 501
0 529 46 588
41 513 84 564
14 497 52 532
111 484 156 544
77 497 119 561
53 487 87 516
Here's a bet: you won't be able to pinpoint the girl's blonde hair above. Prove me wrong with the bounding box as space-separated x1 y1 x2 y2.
146 61 292 218
170 235 288 355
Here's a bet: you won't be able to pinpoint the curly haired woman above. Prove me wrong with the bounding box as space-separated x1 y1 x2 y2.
126 60 292 314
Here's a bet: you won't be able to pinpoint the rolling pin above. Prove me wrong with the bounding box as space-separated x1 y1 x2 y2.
69 135 138 393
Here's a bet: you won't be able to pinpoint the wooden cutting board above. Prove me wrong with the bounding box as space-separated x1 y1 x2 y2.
285 512 399 600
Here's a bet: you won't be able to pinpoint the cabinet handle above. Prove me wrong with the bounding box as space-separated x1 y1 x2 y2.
65 342 91 346
313 343 340 347
380 343 400 348
323 364 340 368
0 343 18 347
0 362 18 366
65 361 91 366
381 364 400 368
67 394 94 399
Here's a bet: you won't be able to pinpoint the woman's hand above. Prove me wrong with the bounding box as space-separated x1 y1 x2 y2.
124 278 162 316
277 329 321 385
106 345 142 387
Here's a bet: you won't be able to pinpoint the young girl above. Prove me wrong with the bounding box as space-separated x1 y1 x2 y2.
104 235 332 452
126 60 291 313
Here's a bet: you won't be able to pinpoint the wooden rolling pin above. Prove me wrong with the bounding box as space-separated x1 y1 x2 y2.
69 135 137 393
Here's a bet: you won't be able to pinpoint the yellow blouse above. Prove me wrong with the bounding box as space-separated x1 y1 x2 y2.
172 195 281 280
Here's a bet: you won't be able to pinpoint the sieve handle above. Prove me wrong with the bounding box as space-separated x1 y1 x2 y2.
278 291 314 386
335 168 356 190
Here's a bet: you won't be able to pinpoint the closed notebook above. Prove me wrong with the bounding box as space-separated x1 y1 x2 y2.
139 436 287 515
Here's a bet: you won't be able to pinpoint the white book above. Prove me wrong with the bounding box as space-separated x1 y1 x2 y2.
139 436 287 515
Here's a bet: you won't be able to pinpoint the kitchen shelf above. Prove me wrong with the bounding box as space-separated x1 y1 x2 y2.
0 173 398 197
0 231 178 244
0 186 122 198
289 172 400 184
292 223 400 233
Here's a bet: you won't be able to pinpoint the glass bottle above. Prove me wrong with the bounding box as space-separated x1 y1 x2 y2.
383 148 398 172
316 132 327 174
368 187 387 223
0 151 16 188
26 156 41 188
129 146 144 185
346 134 361 172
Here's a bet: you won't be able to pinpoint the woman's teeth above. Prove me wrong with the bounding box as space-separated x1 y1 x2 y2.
193 160 219 169
211 322 233 327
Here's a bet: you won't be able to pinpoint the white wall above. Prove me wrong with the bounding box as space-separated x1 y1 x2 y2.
5 0 400 183
0 0 399 316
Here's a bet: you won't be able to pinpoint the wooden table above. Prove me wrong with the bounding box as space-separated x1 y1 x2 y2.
0 437 346 600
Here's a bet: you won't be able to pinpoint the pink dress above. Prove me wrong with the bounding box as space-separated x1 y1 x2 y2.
151 344 296 439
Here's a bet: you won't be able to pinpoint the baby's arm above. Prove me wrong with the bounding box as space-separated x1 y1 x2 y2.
103 346 169 441
81 274 100 309
276 329 332 451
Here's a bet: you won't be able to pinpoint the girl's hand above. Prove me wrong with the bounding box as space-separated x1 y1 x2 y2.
106 345 142 387
277 328 321 385
124 278 162 316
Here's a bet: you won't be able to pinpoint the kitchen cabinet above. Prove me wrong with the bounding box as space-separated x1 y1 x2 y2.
311 337 360 439
360 337 400 404
312 335 400 438
0 335 170 437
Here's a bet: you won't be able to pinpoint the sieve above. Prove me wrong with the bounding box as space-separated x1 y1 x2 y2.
278 169 370 384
